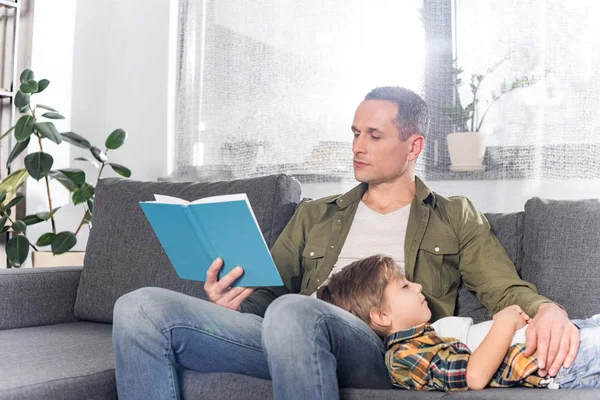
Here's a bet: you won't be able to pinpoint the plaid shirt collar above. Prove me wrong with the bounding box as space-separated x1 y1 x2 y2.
384 323 434 348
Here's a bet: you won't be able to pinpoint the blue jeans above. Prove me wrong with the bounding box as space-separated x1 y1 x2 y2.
553 314 600 389
113 289 392 399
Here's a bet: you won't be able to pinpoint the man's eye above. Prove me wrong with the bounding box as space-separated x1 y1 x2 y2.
402 284 409 289
372 136 381 140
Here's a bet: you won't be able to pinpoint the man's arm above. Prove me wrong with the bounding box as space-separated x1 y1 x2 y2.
451 197 578 377
450 197 550 318
238 202 309 316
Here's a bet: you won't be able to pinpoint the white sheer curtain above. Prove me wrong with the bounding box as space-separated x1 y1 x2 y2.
174 0 425 198
174 0 600 210
432 0 600 212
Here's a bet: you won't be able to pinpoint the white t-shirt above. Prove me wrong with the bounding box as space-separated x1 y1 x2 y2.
431 316 528 351
311 201 411 296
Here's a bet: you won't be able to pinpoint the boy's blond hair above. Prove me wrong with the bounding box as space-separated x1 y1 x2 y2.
317 254 403 336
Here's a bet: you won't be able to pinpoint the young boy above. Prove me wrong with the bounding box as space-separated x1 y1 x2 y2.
317 254 600 391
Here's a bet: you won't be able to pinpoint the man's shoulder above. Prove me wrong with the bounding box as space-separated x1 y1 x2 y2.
433 192 477 212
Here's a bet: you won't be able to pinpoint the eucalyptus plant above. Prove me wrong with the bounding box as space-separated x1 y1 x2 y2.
0 69 131 267
449 56 540 132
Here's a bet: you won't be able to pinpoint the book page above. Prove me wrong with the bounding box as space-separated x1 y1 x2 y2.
190 193 248 204
148 194 190 205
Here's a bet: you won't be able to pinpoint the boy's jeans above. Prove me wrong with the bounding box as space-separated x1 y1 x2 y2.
552 314 600 389
112 289 392 399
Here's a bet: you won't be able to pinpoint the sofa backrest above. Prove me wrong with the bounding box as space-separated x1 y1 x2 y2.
74 174 302 323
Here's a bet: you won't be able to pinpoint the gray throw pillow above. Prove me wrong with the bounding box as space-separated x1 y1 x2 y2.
521 197 600 319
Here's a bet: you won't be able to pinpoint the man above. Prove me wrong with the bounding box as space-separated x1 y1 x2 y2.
113 87 578 399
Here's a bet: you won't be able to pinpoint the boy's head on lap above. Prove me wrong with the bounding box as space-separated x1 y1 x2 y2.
317 254 431 336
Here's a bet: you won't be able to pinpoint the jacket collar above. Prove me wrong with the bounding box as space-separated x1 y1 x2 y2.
326 176 435 209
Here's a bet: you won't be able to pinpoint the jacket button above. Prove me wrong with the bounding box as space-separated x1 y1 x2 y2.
434 247 440 252
310 251 315 256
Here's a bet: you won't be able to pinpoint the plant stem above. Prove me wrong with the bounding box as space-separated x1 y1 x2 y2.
37 133 57 234
74 207 88 237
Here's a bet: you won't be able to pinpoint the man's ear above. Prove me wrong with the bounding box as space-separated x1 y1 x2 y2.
407 134 424 161
370 307 392 331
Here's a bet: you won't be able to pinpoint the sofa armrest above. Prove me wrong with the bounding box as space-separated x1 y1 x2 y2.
0 267 82 330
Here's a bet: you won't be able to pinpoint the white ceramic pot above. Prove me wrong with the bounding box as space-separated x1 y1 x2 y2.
446 132 486 172
32 251 85 268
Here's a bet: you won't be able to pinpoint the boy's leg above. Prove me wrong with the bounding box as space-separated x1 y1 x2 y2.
552 316 600 389
113 287 269 400
262 294 393 400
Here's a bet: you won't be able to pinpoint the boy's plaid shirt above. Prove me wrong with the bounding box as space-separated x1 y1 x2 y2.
384 324 546 391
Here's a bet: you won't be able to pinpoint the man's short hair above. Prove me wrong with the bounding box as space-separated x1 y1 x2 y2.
316 254 403 337
364 86 429 140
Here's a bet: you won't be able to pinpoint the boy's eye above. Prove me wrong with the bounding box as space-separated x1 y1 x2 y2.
402 284 409 289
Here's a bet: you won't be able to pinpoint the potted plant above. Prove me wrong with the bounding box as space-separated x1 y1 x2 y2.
446 56 539 171
0 69 131 267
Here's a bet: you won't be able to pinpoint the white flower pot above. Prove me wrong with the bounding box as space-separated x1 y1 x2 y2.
32 251 85 268
446 132 486 172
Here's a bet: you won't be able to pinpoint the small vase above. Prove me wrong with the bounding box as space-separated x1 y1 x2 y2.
446 132 486 172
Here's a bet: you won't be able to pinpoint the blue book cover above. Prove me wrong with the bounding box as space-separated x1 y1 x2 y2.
139 193 284 287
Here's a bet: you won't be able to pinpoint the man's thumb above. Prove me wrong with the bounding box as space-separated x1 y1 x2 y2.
523 325 537 357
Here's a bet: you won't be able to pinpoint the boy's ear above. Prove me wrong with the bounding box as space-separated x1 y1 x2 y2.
370 307 391 330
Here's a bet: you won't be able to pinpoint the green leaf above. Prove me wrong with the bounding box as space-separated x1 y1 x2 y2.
7 137 31 169
0 190 6 205
18 106 29 113
6 235 29 267
14 115 35 142
12 220 26 233
86 199 93 214
37 79 50 93
1 125 15 140
4 195 24 210
0 226 10 234
36 104 57 112
108 163 131 178
0 169 29 206
35 122 62 144
105 128 127 150
22 214 44 226
36 232 56 247
84 209 92 224
48 168 85 191
61 132 91 149
20 69 34 84
73 156 99 170
24 152 54 180
41 112 64 120
90 146 107 163
36 206 61 221
14 90 30 108
51 231 77 255
20 80 38 94
0 216 7 230
72 183 94 205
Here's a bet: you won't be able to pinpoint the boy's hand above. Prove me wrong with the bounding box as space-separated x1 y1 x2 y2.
493 305 530 330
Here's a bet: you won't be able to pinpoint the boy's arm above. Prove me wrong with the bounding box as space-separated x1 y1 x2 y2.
466 306 529 390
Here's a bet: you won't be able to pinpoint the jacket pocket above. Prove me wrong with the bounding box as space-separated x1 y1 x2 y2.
418 237 460 297
301 242 327 292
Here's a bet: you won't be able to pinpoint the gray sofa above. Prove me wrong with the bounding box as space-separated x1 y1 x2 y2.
1 173 599 399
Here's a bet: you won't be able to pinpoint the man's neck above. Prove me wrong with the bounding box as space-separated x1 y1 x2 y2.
362 175 416 214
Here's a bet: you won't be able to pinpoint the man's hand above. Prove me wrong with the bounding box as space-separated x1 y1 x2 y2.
523 303 579 377
204 258 254 311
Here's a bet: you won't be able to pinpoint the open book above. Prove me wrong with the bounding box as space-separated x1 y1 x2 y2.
139 193 284 287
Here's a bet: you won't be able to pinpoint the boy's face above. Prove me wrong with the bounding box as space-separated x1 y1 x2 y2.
382 277 431 333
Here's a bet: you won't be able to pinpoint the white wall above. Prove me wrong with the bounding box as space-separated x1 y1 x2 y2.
26 0 176 260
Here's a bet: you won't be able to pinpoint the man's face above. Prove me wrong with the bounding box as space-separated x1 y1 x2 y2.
351 100 417 184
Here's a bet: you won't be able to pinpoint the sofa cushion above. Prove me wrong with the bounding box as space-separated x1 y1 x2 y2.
455 212 524 323
0 322 115 400
521 197 600 319
75 174 302 323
